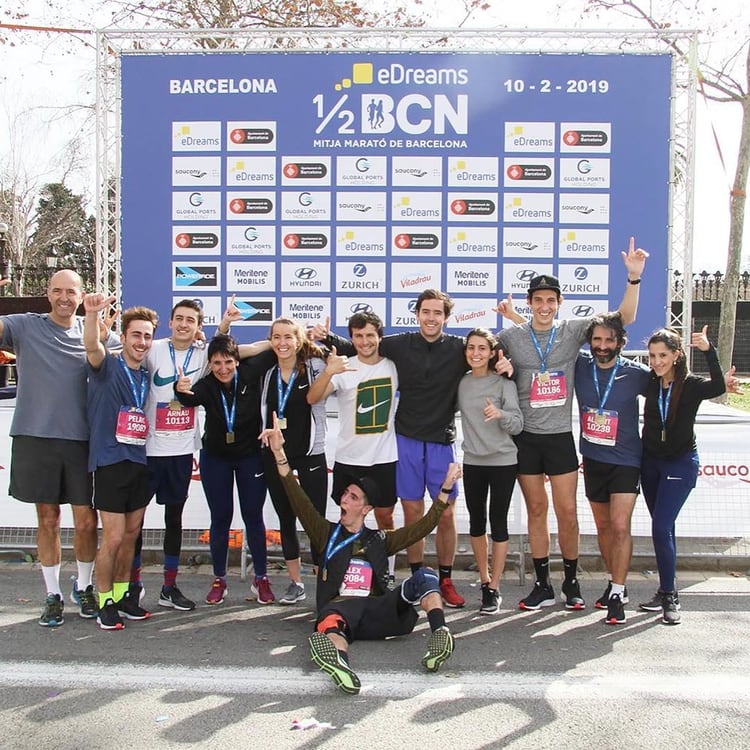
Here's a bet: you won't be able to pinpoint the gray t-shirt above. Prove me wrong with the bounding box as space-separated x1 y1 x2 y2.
1 313 118 441
497 318 590 434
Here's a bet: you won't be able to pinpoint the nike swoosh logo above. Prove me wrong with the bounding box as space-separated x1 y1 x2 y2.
308 465 321 472
153 367 202 387
297 383 308 390
666 476 682 480
614 375 628 380
357 399 391 415
254 472 264 478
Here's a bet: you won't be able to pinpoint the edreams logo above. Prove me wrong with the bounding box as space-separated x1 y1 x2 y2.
330 61 469 91
175 266 217 287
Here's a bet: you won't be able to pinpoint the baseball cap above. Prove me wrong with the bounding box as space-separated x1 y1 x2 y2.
528 274 561 295
343 476 380 507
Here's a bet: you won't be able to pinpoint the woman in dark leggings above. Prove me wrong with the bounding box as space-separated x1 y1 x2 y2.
639 326 724 625
457 328 523 615
260 317 328 605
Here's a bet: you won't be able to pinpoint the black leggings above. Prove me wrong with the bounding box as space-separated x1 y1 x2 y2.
133 502 186 560
262 449 328 564
462 463 518 542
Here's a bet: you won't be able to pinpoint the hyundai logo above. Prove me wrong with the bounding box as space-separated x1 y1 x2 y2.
573 304 595 317
352 264 367 277
516 269 537 282
295 267 317 280
350 303 373 314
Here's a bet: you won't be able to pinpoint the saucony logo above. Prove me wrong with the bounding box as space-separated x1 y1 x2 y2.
357 399 391 415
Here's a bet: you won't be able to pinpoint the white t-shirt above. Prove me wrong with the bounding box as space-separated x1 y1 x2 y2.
329 357 398 465
145 339 209 456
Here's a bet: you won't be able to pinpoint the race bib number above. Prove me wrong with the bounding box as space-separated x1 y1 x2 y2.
115 406 149 445
154 402 195 433
529 370 567 408
581 406 619 446
338 558 373 597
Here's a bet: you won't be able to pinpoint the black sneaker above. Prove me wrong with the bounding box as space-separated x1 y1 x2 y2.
159 585 196 611
308 632 361 695
605 593 626 625
38 593 64 627
595 582 629 609
639 590 680 612
97 598 124 630
519 582 555 610
479 583 500 615
71 583 98 619
117 591 152 621
661 592 681 625
561 578 586 610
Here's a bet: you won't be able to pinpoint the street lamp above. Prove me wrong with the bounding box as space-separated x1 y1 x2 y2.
46 246 59 269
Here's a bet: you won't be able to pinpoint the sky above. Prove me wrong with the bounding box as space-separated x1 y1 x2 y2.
0 0 748 274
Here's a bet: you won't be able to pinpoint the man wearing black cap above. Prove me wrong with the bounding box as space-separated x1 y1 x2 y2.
260 411 462 695
495 238 648 611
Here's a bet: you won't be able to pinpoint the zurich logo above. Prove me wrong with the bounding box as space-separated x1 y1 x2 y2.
353 264 367 277
516 269 536 282
574 267 588 280
295 267 317 280
407 300 418 313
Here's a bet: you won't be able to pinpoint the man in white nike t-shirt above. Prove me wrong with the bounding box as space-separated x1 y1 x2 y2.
307 311 400 584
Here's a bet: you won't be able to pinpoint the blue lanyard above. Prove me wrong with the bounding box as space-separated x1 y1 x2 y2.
324 523 363 571
169 341 194 381
117 355 147 409
658 380 673 435
220 371 238 433
276 366 298 419
592 357 620 413
529 325 557 372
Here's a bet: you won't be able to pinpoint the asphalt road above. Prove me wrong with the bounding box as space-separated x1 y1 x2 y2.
1 561 749 749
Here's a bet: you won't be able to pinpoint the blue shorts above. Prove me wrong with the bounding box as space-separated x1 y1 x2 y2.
147 454 193 506
396 435 457 501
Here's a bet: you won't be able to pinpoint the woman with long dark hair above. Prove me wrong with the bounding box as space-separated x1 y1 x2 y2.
639 326 725 625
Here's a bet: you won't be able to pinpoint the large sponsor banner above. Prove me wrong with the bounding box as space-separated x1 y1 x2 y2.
121 52 671 344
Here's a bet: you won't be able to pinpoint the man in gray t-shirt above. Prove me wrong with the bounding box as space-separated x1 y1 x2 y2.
495 239 648 612
0 269 117 627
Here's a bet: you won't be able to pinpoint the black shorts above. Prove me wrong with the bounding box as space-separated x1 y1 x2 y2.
515 431 579 476
582 457 641 503
147 454 193 506
331 461 397 508
94 461 151 514
9 436 92 506
317 586 418 643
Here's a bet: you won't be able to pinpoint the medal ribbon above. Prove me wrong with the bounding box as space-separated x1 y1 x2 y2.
323 523 364 578
169 341 195 383
529 324 557 372
592 357 620 413
658 379 673 435
276 366 298 421
118 354 147 409
220 371 238 435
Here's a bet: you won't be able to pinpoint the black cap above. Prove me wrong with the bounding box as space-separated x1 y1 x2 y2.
528 274 561 295
343 476 380 507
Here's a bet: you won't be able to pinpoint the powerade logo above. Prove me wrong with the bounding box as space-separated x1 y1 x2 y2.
175 266 217 287
236 300 273 322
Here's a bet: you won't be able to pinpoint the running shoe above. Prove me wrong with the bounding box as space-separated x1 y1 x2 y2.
561 578 586 610
639 590 680 612
308 631 361 695
421 626 455 672
278 581 306 605
159 585 196 611
605 593 626 625
519 582 555 610
661 592 681 625
71 583 98 619
97 598 124 631
250 576 275 604
479 583 500 615
116 591 152 620
205 577 228 605
439 577 466 608
595 582 629 609
38 593 64 627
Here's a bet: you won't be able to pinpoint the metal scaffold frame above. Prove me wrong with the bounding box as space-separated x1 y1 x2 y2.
95 27 698 333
